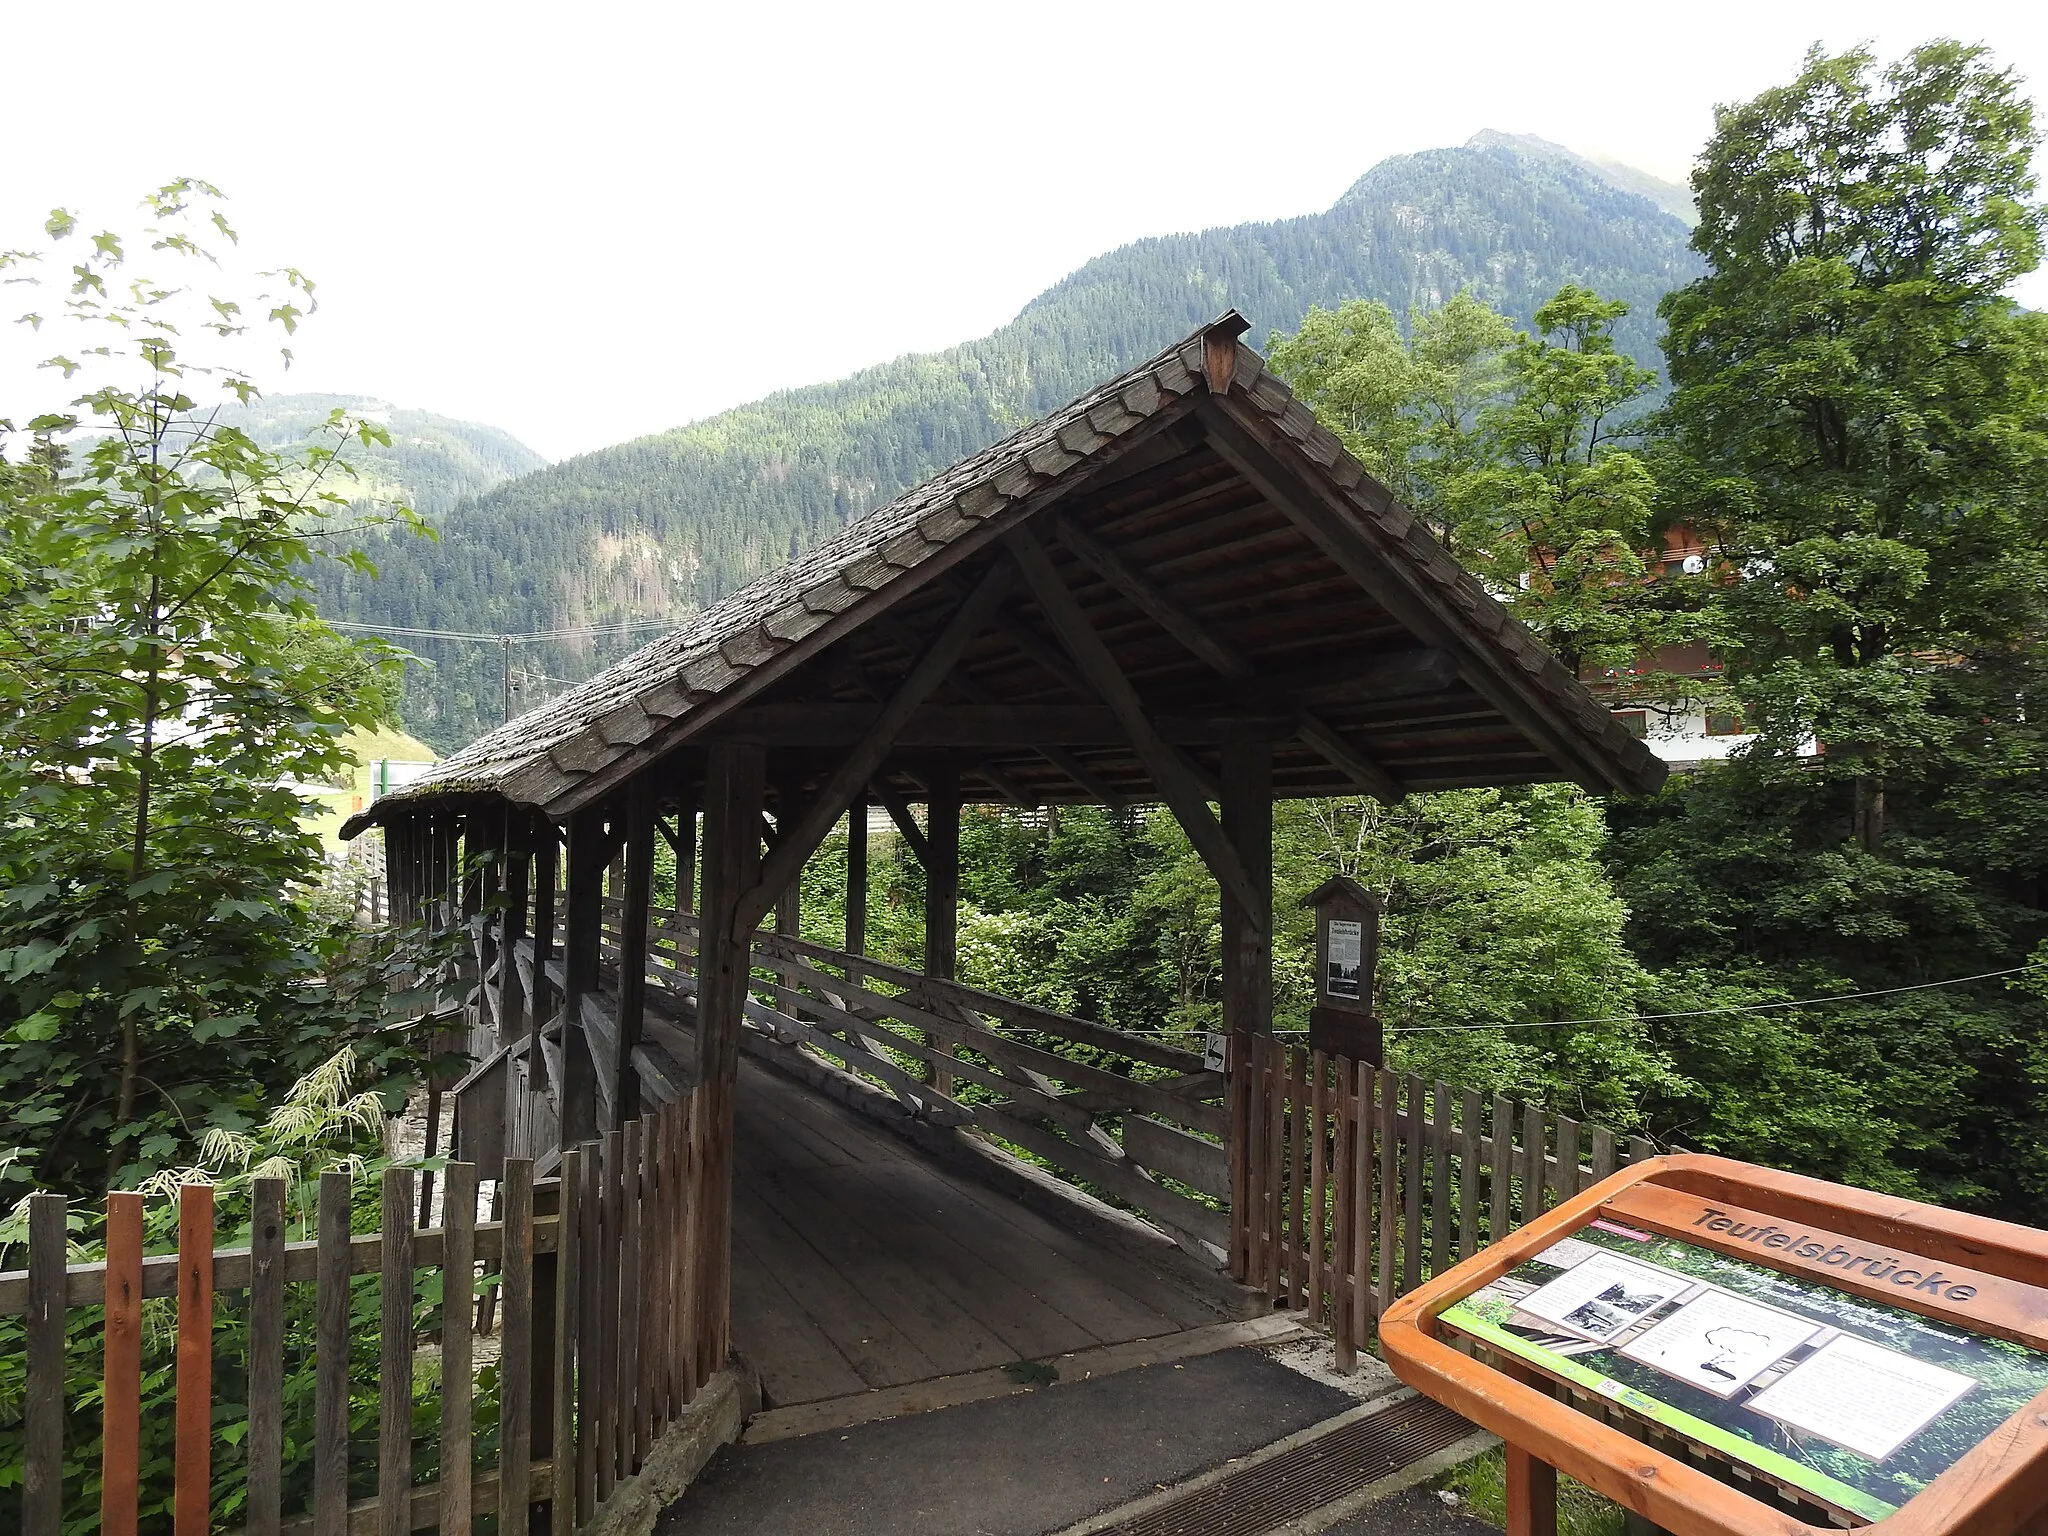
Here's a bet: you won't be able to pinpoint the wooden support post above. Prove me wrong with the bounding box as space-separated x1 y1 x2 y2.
530 816 558 1089
467 811 498 1018
103 1191 143 1536
500 807 531 1051
923 757 961 1095
615 779 656 1121
314 1173 350 1536
1502 1359 1559 1536
23 1193 65 1536
500 1160 535 1535
674 797 697 914
694 740 764 1376
1506 1443 1559 1536
845 794 868 958
1220 739 1273 1040
561 805 608 1148
1221 738 1273 1284
773 775 804 939
671 791 698 975
246 1180 285 1536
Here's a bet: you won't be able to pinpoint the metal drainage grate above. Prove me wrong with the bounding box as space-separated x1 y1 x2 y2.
1101 1393 1478 1536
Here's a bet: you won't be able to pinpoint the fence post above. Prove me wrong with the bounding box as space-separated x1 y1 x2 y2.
1376 1067 1397 1317
315 1171 352 1536
552 1149 582 1536
175 1183 215 1536
1308 1051 1329 1326
103 1191 144 1536
247 1179 287 1536
1331 1058 1357 1372
502 1160 536 1534
23 1192 67 1536
380 1167 418 1536
619 1119 645 1474
1350 1062 1373 1349
441 1161 477 1535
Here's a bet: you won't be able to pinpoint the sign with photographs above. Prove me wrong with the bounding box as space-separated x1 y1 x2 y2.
1440 1220 2048 1522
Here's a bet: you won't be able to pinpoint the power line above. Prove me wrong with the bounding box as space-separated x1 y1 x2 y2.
326 616 675 644
1383 959 2048 1035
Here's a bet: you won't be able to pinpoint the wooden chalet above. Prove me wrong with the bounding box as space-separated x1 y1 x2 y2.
341 312 1664 1424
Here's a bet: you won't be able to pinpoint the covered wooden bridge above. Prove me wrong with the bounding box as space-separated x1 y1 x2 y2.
341 312 1663 1452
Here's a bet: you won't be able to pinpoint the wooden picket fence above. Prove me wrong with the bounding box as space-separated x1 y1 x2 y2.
1230 1033 1657 1366
5 1092 711 1536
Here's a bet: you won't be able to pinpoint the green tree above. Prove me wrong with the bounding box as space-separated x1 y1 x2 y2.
0 183 441 1195
1615 41 2048 1213
1657 39 2048 850
1272 286 1709 687
1272 788 1684 1127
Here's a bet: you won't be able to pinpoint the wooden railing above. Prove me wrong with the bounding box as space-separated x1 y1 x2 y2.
595 902 1231 1259
4 1093 707 1536
1232 1033 1656 1366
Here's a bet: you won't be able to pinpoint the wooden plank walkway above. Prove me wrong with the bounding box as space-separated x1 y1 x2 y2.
729 1057 1237 1410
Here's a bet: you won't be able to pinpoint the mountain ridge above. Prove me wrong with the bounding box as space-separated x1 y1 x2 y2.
314 136 1704 750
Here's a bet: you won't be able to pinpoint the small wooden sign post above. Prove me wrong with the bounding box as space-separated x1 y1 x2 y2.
1303 874 1381 1066
1380 1154 2048 1536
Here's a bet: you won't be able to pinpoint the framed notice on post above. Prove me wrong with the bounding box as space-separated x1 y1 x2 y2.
1302 874 1379 1063
1324 918 1363 1000
1379 1154 2048 1535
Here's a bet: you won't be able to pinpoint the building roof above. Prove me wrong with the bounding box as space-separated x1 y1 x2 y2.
344 314 1662 836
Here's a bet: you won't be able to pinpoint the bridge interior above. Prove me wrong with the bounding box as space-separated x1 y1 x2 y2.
491 925 1248 1419
731 1053 1236 1409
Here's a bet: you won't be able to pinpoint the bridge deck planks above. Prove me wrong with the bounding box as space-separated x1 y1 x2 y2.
728 1057 1232 1409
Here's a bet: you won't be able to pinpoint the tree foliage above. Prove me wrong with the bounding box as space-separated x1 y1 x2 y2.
1611 40 2048 1212
1271 285 1711 686
0 184 443 1197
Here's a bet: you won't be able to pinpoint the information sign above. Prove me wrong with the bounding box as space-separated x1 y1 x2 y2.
1441 1217 2048 1521
1378 1154 2048 1536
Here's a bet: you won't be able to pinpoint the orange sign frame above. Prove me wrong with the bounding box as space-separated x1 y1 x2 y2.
1379 1153 2048 1536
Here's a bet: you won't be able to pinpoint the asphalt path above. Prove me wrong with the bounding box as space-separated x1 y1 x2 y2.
657 1348 1356 1536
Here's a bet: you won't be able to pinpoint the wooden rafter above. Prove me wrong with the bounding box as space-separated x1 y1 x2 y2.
1048 513 1404 803
735 559 1016 935
1050 514 1251 680
1005 525 1266 934
868 615 1040 809
1195 398 1632 797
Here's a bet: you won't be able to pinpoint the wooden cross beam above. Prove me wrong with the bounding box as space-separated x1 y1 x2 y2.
1048 513 1404 803
874 784 934 868
1052 514 1251 680
1006 525 1267 935
733 559 1016 938
869 614 1048 809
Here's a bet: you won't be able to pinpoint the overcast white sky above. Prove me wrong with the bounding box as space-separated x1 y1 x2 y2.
3 0 2042 461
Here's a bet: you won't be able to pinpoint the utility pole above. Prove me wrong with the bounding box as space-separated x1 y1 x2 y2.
502 634 513 725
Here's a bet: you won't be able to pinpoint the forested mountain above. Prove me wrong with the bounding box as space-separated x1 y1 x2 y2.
316 135 1703 749
225 394 547 518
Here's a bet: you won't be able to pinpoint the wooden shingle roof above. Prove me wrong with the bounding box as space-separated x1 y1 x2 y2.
344 315 1662 836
